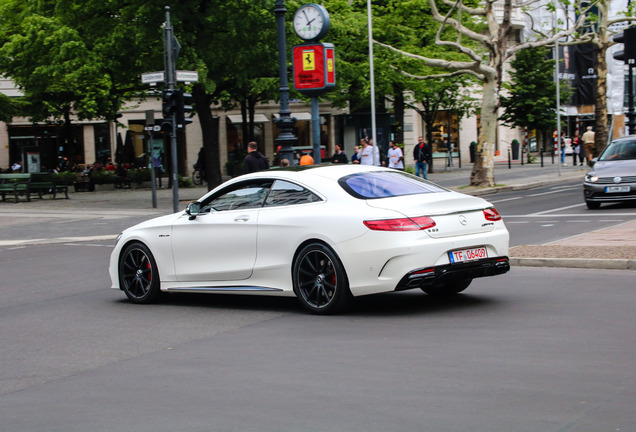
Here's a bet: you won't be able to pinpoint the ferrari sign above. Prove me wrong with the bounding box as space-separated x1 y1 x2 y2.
292 42 336 96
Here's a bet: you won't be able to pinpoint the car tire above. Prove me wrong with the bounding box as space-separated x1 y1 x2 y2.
293 243 352 315
422 279 472 297
119 242 162 304
585 200 601 210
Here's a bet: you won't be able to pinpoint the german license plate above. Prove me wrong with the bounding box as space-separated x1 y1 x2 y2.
449 247 487 264
605 186 630 193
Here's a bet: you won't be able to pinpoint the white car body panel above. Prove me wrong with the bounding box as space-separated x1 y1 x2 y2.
109 165 510 302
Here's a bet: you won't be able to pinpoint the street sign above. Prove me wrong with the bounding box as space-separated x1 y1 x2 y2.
142 71 198 84
292 43 336 96
176 70 199 82
141 71 165 84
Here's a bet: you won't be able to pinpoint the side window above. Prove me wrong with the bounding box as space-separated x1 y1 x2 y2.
264 180 321 207
203 181 273 212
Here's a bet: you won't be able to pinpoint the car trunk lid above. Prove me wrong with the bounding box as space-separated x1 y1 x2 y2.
366 193 496 238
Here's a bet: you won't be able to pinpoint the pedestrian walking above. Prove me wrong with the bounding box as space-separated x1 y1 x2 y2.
560 131 567 166
413 136 431 179
581 126 595 166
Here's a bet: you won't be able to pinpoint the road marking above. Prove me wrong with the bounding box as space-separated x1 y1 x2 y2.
527 187 580 197
531 203 586 214
0 234 117 247
489 197 522 203
503 213 636 218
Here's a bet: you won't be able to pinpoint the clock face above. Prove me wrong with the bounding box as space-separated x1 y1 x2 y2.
293 4 330 41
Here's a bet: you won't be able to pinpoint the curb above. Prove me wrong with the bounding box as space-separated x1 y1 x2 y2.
510 257 636 271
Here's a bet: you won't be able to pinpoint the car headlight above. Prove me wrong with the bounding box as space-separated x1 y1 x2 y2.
585 174 598 183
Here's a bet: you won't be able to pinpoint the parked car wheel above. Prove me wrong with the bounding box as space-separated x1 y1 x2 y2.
422 279 472 297
585 200 601 210
293 243 351 314
119 242 162 304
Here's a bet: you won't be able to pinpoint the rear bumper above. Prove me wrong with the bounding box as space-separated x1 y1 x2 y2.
395 256 510 291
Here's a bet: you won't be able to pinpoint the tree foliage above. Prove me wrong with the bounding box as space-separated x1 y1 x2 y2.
500 46 571 148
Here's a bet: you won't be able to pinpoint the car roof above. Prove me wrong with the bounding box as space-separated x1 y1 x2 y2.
611 135 636 143
241 164 391 182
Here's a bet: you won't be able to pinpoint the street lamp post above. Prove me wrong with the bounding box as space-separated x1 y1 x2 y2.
274 0 297 166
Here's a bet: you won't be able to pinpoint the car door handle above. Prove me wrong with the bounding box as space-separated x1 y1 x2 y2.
234 215 250 222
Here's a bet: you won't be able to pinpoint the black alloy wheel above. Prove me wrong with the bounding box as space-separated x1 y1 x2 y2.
119 242 162 304
422 278 473 297
293 243 351 314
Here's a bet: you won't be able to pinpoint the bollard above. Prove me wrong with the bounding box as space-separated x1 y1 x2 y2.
541 150 544 167
508 148 512 169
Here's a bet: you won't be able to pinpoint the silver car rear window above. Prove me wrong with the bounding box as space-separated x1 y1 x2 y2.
339 171 447 199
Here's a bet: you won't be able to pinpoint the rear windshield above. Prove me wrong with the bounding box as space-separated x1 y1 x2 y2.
599 139 636 161
338 171 447 199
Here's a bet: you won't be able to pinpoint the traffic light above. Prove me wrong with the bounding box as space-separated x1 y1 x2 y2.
161 90 177 132
613 26 636 63
162 90 177 118
176 90 194 128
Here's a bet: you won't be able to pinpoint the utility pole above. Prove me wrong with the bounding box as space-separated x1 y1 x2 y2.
164 6 179 213
274 0 297 167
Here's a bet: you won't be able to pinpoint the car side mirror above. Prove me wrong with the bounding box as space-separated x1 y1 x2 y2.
186 202 201 220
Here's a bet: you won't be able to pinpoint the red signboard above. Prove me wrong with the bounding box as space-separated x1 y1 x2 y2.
292 42 336 96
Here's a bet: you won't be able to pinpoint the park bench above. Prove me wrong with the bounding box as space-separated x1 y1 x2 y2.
29 172 69 199
0 173 31 202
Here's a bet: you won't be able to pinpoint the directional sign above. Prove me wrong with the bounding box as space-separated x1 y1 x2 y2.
176 70 199 82
141 71 165 84
142 71 198 84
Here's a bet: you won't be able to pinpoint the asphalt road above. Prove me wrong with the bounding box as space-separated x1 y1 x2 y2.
486 180 636 246
1 242 636 431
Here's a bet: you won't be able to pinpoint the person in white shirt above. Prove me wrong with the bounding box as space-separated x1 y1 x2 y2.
387 141 404 169
359 138 374 165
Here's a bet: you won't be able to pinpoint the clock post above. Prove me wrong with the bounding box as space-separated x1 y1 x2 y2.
274 0 297 167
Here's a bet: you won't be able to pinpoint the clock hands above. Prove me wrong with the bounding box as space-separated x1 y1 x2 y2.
302 9 316 26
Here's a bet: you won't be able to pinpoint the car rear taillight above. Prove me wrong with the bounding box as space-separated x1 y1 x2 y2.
364 216 436 231
483 208 502 221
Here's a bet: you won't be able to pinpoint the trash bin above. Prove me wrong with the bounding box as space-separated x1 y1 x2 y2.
511 139 520 160
469 141 477 163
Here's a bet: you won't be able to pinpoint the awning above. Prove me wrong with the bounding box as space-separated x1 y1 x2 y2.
226 114 269 124
273 112 312 121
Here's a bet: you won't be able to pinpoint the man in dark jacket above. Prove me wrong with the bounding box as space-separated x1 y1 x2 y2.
412 136 431 179
243 141 270 174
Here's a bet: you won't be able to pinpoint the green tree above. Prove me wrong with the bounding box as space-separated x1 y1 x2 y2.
500 46 571 152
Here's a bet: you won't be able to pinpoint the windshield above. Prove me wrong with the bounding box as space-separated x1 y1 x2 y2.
598 140 636 161
338 170 447 199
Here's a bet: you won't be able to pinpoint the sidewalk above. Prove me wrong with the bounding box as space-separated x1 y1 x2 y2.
1 162 635 270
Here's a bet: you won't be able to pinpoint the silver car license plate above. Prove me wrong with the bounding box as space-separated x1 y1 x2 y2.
605 186 630 193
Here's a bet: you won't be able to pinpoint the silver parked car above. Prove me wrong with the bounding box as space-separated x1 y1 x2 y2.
583 135 636 209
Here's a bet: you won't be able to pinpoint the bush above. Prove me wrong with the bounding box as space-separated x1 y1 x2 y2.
90 169 117 184
127 167 151 184
52 171 76 184
179 175 194 188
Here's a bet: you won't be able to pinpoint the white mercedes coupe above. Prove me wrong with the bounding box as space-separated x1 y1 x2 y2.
109 165 510 314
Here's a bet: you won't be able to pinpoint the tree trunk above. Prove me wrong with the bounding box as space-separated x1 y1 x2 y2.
193 83 222 190
393 83 405 145
594 40 609 157
470 78 497 187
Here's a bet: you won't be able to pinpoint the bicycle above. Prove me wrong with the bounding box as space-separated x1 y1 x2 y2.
192 164 205 186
